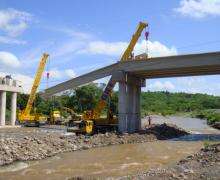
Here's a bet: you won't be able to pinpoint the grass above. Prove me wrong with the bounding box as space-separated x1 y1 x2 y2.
191 109 220 126
203 139 220 147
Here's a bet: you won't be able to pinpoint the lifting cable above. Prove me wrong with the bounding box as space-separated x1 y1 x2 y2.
46 55 50 89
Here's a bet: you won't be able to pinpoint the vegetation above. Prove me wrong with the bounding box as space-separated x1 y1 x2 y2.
141 91 220 116
192 109 220 126
7 83 220 125
203 139 220 147
15 83 118 118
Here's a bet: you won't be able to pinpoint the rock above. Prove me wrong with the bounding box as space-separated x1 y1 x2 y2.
184 169 194 174
84 139 89 142
24 136 29 140
212 122 220 130
82 145 89 150
214 146 220 153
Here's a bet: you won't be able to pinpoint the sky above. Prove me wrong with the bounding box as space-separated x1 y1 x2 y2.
0 0 220 95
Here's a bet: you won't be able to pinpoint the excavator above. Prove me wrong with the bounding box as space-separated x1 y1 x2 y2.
61 107 83 126
18 53 49 127
68 22 148 134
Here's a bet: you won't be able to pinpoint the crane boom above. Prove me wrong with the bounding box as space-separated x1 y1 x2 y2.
23 53 49 116
93 22 148 119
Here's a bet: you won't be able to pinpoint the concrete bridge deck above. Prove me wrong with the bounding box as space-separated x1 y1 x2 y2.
45 51 220 96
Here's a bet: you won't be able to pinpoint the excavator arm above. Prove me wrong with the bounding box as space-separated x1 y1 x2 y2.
93 22 148 119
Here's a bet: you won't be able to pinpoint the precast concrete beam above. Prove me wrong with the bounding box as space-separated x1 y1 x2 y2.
45 51 220 96
45 63 117 96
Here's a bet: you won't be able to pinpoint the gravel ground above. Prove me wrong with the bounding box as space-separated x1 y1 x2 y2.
0 123 188 166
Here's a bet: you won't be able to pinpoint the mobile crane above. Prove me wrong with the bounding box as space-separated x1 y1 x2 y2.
18 53 49 126
68 22 148 134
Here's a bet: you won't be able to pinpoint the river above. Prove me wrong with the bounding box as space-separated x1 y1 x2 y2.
0 116 219 180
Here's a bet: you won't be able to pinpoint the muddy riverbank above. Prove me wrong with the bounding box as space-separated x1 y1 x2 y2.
0 123 188 166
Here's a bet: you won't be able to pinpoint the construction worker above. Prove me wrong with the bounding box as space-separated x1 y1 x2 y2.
147 112 152 128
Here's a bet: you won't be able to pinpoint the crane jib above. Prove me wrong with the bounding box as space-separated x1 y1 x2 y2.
93 22 148 118
101 80 114 100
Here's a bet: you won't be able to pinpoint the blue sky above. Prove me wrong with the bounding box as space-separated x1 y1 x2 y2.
0 0 220 95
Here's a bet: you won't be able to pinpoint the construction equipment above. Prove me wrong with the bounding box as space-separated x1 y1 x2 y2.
47 110 62 125
68 22 148 134
61 107 83 126
18 53 49 126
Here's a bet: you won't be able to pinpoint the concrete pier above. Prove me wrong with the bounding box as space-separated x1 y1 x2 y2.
0 91 6 126
10 92 17 126
0 76 22 127
114 71 145 133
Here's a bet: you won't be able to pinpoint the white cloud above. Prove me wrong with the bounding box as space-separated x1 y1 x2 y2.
135 40 178 57
148 81 175 90
77 39 177 58
0 36 26 44
47 68 76 79
176 76 205 86
0 8 32 37
0 51 21 69
175 0 220 18
0 8 31 44
64 69 76 78
77 41 127 56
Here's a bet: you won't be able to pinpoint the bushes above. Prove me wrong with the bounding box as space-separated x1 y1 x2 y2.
207 113 220 125
192 110 220 125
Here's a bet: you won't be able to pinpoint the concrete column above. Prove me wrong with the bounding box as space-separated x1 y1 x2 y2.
115 71 145 133
127 83 135 132
127 80 142 132
10 92 17 126
118 82 128 133
0 91 6 126
134 85 141 131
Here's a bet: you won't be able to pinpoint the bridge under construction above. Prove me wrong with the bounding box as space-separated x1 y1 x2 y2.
45 51 220 133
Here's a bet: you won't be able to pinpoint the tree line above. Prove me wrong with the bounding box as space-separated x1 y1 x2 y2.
4 83 220 120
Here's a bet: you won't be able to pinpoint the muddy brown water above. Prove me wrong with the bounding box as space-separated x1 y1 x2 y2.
0 116 220 180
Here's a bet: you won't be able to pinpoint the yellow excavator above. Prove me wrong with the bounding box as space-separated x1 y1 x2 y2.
68 22 148 134
58 107 83 127
18 53 49 127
